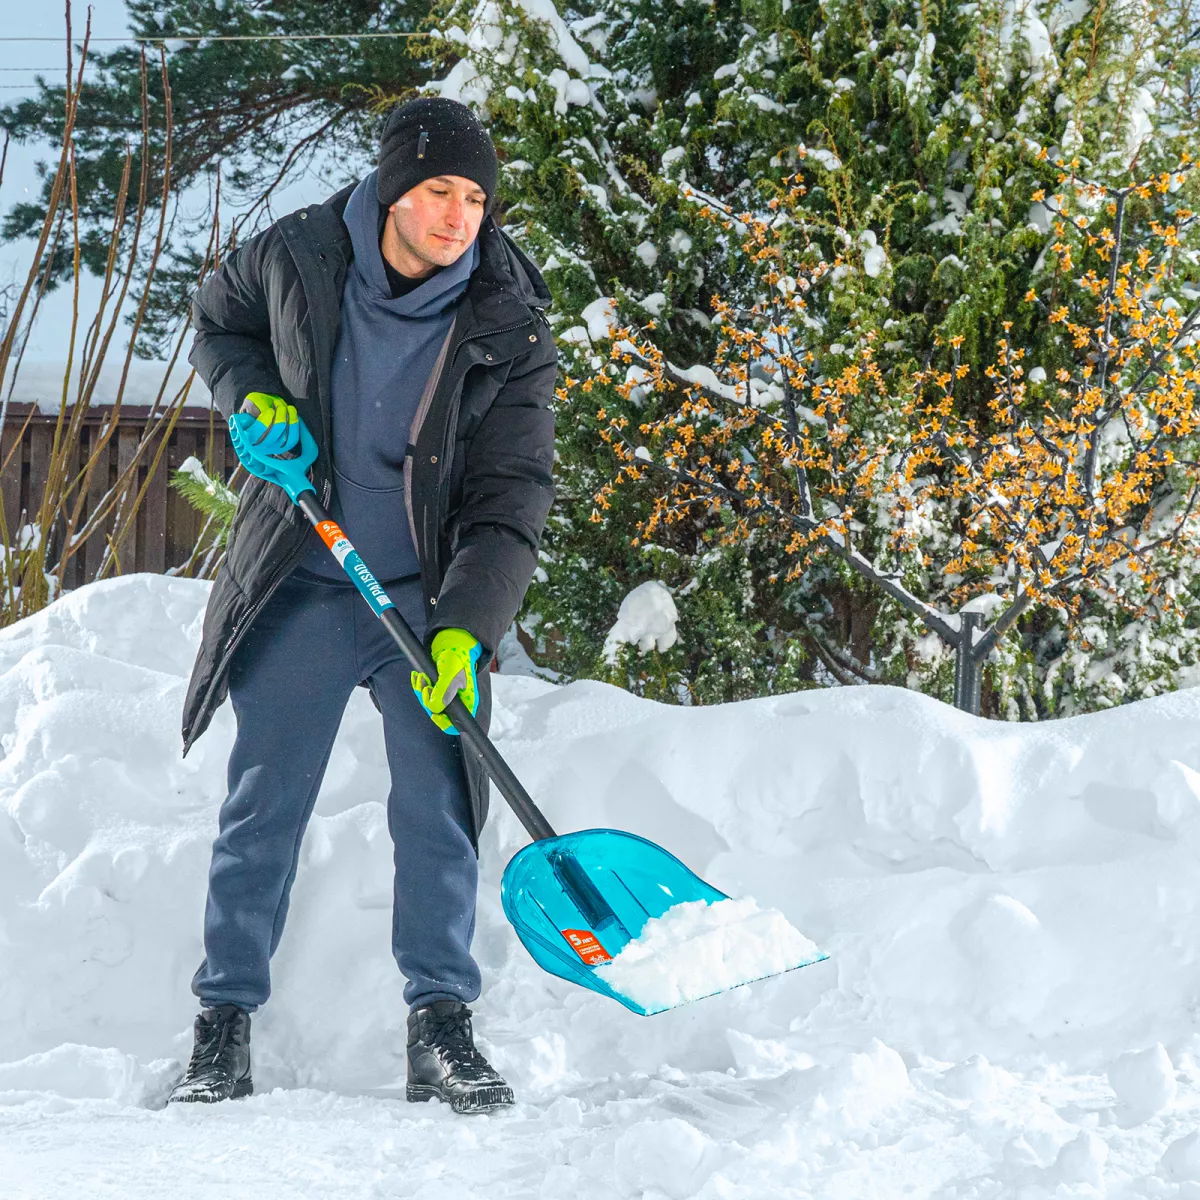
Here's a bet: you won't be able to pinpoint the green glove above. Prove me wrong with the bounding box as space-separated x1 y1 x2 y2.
241 392 300 456
411 628 483 736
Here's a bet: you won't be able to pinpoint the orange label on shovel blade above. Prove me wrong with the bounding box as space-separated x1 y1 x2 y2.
561 928 612 966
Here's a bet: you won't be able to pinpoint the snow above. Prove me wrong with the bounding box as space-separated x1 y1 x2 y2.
640 291 667 316
7 577 1200 1195
594 897 825 1012
546 67 591 114
1049 0 1090 35
436 0 592 109
436 56 490 107
746 92 786 113
580 181 609 210
634 239 659 267
676 362 741 400
580 296 617 342
177 456 236 508
998 0 1056 84
556 324 591 346
667 228 693 256
860 229 889 278
1163 1132 1200 1180
960 591 1006 617
567 13 607 56
927 211 964 236
804 146 842 171
602 579 679 659
906 32 935 102
1108 1044 1177 1120
514 0 590 75
1028 199 1054 233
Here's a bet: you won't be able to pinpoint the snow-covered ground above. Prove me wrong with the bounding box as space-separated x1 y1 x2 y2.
4 576 1200 1198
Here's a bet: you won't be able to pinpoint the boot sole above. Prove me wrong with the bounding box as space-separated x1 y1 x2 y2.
406 1081 514 1114
168 1076 254 1104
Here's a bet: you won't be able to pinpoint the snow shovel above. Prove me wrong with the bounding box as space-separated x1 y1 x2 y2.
229 408 827 1015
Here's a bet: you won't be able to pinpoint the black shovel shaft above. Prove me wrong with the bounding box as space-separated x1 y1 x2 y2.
295 490 557 843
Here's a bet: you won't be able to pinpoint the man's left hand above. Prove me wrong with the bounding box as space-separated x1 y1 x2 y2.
411 628 483 735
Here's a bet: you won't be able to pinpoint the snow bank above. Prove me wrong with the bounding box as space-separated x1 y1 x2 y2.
5 575 1200 1196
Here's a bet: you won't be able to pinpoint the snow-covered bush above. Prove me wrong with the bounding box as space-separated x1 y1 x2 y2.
425 0 1199 716
594 164 1200 717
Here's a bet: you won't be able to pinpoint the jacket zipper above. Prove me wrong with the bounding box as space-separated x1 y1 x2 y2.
455 317 534 349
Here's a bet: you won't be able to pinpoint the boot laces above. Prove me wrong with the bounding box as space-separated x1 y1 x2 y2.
188 1009 241 1077
428 1008 492 1079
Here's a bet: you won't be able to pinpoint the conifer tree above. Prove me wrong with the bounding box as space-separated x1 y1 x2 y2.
425 0 824 701
2 0 429 355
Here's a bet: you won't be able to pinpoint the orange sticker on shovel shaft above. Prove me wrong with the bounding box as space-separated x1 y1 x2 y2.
315 520 355 567
316 519 347 550
561 928 612 966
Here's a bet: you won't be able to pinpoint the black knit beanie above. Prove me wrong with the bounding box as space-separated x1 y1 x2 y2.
376 97 498 211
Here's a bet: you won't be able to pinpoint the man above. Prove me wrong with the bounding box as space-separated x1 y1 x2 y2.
170 98 556 1114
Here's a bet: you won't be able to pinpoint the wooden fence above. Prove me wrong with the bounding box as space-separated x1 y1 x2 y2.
0 403 240 589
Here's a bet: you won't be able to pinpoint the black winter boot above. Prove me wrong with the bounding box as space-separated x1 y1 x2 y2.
167 1004 253 1104
406 1000 514 1114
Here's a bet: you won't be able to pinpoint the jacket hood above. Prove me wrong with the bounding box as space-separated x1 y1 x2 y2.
475 215 553 310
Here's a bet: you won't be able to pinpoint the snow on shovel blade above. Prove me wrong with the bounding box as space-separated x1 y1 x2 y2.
500 829 828 1016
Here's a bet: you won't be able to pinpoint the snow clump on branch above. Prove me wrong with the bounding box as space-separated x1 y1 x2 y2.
603 581 679 661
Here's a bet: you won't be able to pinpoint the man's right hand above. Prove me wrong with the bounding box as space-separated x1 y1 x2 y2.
241 392 300 456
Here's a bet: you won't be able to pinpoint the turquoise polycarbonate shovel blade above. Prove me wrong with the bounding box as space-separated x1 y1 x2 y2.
500 828 828 1016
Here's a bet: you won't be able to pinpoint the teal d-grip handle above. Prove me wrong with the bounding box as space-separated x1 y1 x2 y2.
228 406 319 502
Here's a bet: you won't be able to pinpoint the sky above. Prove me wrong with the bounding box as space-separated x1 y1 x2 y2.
0 1 342 407
1 1 130 372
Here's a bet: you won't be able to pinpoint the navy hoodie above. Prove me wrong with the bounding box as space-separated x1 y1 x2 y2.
301 169 480 581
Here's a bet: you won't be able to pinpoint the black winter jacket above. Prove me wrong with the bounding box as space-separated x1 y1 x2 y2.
180 183 557 844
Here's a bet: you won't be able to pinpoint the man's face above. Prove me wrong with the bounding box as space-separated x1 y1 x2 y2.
386 175 487 275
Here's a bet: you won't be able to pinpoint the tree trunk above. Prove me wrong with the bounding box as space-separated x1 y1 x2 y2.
953 612 982 715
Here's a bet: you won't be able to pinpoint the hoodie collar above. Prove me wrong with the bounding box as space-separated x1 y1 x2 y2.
344 169 479 319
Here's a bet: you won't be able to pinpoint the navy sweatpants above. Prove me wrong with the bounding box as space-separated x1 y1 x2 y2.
191 568 481 1012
